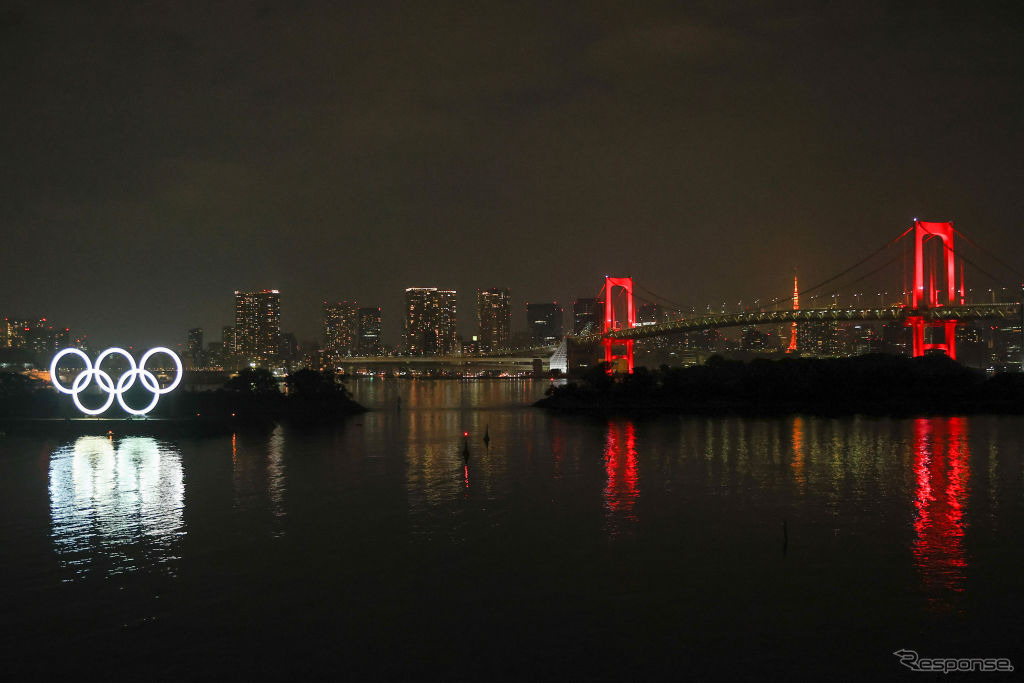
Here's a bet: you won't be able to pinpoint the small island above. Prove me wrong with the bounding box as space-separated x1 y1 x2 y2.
535 354 1024 417
0 368 366 436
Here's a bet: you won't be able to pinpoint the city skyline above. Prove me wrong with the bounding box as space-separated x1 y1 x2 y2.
3 3 1023 349
7 255 1022 372
4 5 1023 676
9 271 1024 357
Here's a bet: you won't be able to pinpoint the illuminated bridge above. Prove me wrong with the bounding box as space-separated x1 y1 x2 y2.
336 220 1022 376
570 220 1023 373
578 303 1022 344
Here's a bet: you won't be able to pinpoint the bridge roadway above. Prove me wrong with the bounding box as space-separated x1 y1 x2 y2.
576 303 1023 344
334 345 559 371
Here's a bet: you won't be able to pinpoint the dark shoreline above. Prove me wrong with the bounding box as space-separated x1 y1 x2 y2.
0 367 368 435
535 354 1024 418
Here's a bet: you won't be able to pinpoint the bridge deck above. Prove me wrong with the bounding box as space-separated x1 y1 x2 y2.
575 304 1022 343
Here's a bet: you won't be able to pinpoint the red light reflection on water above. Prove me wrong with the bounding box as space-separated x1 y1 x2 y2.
912 417 970 611
791 416 805 492
604 421 638 535
551 422 565 479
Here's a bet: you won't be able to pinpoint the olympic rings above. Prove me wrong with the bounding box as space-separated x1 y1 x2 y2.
49 347 183 416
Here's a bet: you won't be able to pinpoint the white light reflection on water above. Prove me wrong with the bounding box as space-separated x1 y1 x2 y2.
48 436 184 579
267 426 287 536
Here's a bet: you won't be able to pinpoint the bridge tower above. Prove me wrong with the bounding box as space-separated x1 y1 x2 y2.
907 220 959 359
603 276 635 373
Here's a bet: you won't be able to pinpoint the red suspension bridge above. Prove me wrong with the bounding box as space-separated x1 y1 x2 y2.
573 219 1024 373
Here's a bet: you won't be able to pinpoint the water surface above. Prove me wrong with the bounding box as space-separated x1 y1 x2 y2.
2 379 1022 678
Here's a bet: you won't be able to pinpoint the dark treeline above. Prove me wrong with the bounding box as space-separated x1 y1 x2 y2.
536 354 1024 416
0 368 365 423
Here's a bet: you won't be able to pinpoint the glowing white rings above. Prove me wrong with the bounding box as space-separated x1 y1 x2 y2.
50 347 183 416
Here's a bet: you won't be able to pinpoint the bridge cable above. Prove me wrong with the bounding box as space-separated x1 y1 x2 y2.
919 224 1020 292
747 225 914 313
633 283 688 312
808 251 905 305
956 252 1017 292
783 225 914 303
951 227 1024 282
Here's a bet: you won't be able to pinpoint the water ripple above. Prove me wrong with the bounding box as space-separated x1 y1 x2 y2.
48 436 185 580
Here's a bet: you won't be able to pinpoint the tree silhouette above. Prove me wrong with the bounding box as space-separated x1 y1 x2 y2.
224 368 279 396
285 369 348 399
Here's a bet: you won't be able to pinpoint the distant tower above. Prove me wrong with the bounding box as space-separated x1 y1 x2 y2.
787 273 799 353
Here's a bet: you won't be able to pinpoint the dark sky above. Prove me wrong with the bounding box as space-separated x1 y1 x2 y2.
3 0 1022 349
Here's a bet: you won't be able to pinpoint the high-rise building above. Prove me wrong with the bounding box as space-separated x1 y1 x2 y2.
404 287 457 355
222 326 237 358
798 320 840 357
572 298 601 335
477 288 511 352
358 307 383 356
405 289 431 355
635 303 668 351
235 290 281 366
987 320 1023 372
5 318 61 355
526 302 564 345
323 300 358 358
433 290 457 355
28 319 57 355
206 341 225 369
279 332 299 368
187 328 204 368
6 318 32 350
54 328 71 351
741 326 773 351
637 303 660 327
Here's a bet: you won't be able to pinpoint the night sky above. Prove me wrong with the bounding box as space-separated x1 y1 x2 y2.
3 1 1022 349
